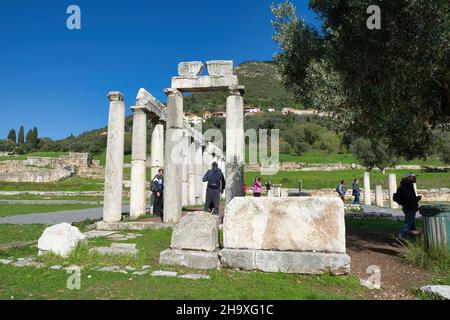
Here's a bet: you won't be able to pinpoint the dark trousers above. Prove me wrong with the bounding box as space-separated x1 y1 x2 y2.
254 193 261 197
353 191 360 204
153 192 164 220
399 208 416 239
204 188 220 215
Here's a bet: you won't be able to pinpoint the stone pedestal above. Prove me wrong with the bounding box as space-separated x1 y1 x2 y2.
130 108 147 219
375 184 384 207
220 249 350 275
225 87 245 204
163 89 184 223
388 173 399 209
364 172 371 205
103 92 125 223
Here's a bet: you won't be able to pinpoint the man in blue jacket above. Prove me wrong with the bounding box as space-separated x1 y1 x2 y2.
203 162 226 215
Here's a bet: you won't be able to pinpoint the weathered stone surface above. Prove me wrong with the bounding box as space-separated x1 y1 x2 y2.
206 60 233 76
83 230 116 239
171 75 239 92
132 271 148 276
170 211 219 252
224 197 346 253
11 257 44 268
0 259 13 265
97 265 127 274
220 249 351 275
96 221 172 231
421 285 450 300
38 223 87 257
178 61 203 77
91 243 138 256
160 249 220 270
50 265 63 270
151 270 178 277
178 274 210 280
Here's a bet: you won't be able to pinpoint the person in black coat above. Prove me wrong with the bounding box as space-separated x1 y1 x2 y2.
203 162 226 215
395 173 421 240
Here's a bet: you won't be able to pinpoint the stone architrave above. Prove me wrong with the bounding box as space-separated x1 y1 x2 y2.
103 92 125 223
130 107 147 218
163 89 184 223
225 86 245 204
224 197 347 253
363 172 371 205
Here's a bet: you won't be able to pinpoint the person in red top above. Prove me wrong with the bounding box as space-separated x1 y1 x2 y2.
243 183 247 196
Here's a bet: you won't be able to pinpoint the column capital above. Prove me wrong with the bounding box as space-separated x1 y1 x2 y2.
107 91 124 102
228 85 245 96
130 105 147 113
164 88 182 96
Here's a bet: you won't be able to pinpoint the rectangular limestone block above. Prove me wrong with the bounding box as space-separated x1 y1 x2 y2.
159 249 220 270
220 249 351 275
224 197 346 253
171 75 238 92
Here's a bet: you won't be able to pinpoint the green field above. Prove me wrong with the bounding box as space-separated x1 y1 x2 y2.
245 169 450 190
0 223 364 300
0 204 102 218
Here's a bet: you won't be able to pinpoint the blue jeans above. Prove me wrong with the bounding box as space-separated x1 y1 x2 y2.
353 191 360 204
398 209 417 239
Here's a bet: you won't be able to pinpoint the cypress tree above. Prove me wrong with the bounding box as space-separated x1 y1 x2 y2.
18 126 24 144
7 129 16 143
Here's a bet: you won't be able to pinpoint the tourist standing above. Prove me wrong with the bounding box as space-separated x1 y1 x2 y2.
336 180 347 202
265 178 271 192
394 173 421 241
243 183 247 197
202 162 226 215
253 177 262 197
151 168 164 221
352 178 361 204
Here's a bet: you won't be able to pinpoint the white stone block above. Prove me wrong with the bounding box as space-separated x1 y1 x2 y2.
206 60 233 76
38 223 87 258
224 197 346 253
178 61 203 77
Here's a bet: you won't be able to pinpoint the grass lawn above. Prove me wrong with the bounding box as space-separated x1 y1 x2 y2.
0 222 365 300
245 169 450 190
0 177 105 192
0 194 106 201
0 204 102 218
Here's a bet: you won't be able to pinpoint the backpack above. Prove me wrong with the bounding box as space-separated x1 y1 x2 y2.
207 170 222 189
150 176 160 193
393 186 403 205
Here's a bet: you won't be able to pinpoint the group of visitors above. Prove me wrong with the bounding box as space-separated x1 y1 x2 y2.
243 177 271 197
335 173 421 242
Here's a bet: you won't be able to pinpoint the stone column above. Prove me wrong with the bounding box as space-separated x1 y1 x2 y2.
151 121 165 180
163 89 184 223
130 107 147 219
181 133 189 207
194 142 204 205
103 92 125 222
363 172 371 205
187 139 198 206
225 86 245 204
202 148 214 204
388 173 399 209
375 184 384 207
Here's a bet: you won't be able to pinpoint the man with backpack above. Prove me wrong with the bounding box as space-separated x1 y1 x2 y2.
203 162 226 215
393 173 422 241
151 168 164 221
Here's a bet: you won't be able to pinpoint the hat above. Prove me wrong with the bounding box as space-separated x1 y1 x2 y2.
404 173 417 178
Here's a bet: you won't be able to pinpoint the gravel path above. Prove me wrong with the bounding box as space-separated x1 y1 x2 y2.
0 205 130 225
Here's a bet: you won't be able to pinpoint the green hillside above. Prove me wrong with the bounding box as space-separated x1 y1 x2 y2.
184 61 301 114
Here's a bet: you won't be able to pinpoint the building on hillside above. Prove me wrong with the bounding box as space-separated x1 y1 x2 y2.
203 111 212 119
211 111 226 118
282 107 331 117
244 105 261 115
183 112 202 124
267 108 275 113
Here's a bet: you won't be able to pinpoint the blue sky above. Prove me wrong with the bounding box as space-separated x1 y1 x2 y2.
0 0 319 140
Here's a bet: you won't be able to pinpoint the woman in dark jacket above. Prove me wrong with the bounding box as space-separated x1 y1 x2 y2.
396 174 421 241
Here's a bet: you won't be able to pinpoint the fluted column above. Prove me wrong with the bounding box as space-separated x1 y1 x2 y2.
129 107 147 219
375 184 384 207
225 86 245 204
364 172 371 205
163 89 184 223
151 121 165 180
103 92 125 222
388 173 399 209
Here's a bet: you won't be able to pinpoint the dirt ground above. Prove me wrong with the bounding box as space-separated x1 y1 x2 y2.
347 229 430 300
